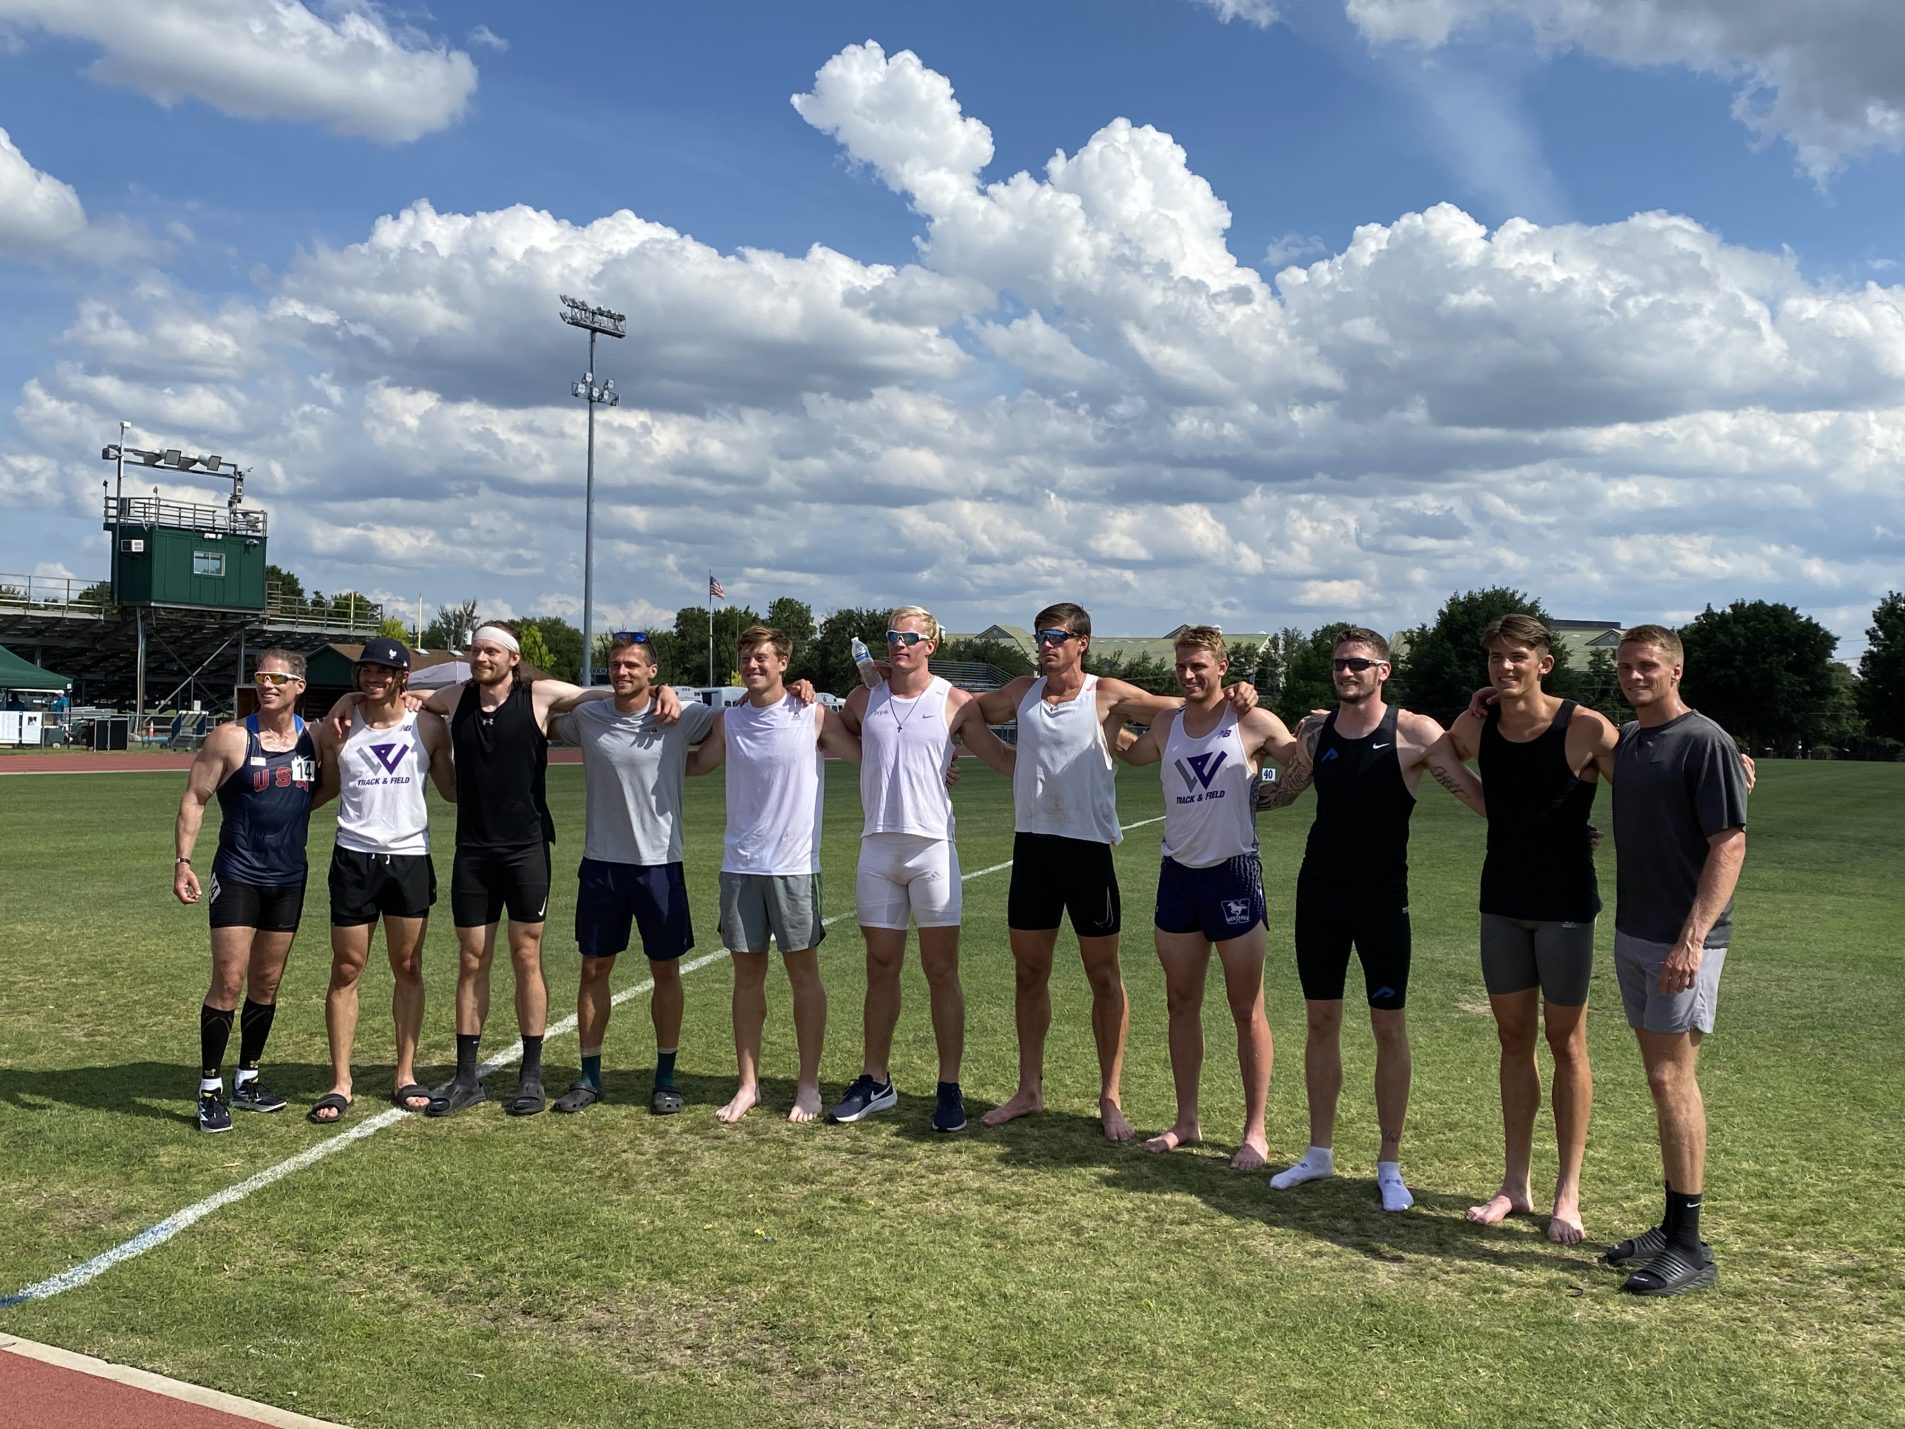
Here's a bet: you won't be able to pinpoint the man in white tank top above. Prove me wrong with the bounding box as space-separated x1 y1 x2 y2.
968 601 1260 1142
1119 627 1300 1171
828 605 1018 1135
309 638 456 1123
688 625 859 1124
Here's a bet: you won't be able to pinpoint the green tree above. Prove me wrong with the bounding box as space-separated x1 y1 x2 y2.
517 624 556 679
810 606 892 694
659 604 763 687
265 564 305 602
1274 622 1357 726
765 597 818 651
938 637 1034 679
1678 600 1839 751
1579 646 1625 722
377 615 411 644
518 617 582 683
420 599 479 650
1857 591 1905 742
1396 588 1575 725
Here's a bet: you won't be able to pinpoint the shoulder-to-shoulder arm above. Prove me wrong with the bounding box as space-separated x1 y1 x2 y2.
1119 707 1171 766
1257 717 1319 811
973 675 1033 727
685 710 727 775
1416 712 1486 816
815 702 861 765
188 722 247 795
1568 706 1619 779
1242 706 1297 765
1099 677 1180 724
840 686 870 736
1447 709 1484 762
949 688 1016 777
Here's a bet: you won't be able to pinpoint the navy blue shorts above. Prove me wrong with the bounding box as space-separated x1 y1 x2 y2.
1153 853 1266 943
575 858 693 961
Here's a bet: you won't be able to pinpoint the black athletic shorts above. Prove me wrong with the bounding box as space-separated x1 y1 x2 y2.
329 846 437 926
208 869 306 933
451 842 552 928
1294 884 1412 1011
1007 832 1121 938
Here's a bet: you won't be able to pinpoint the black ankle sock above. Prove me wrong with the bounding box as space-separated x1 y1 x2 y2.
456 1033 480 1081
1665 1187 1703 1248
237 998 276 1073
521 1035 544 1081
200 1004 234 1082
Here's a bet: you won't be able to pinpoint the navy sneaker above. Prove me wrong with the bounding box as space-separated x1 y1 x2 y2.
197 1090 232 1134
829 1073 897 1123
231 1078 287 1114
931 1081 967 1134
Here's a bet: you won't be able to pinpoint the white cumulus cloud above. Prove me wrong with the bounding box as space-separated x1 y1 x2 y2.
0 126 87 253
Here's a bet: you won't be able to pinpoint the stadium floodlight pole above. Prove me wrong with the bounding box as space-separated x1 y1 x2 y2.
559 293 626 686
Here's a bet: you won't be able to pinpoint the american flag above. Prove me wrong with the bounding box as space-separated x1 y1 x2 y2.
708 575 727 601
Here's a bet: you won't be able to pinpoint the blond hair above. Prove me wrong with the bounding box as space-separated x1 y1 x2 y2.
887 605 943 645
1173 625 1229 662
1619 623 1684 664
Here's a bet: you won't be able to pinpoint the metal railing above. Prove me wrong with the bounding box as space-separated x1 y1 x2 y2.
0 573 111 614
102 494 268 538
0 573 381 634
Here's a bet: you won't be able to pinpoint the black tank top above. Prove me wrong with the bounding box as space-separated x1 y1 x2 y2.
452 678 554 849
1478 700 1600 921
213 715 317 886
1299 703 1414 900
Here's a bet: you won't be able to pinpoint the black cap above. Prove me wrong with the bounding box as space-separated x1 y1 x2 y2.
355 636 411 670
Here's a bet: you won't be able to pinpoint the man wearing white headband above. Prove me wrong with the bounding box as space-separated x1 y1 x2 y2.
358 619 681 1118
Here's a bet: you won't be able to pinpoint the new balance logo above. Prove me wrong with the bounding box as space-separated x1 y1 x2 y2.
368 742 408 773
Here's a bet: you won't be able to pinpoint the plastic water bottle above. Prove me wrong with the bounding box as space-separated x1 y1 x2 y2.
851 637 881 688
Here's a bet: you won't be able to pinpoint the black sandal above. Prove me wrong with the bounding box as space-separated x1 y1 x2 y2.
306 1092 352 1125
391 1083 432 1112
649 1084 684 1116
507 1075 546 1117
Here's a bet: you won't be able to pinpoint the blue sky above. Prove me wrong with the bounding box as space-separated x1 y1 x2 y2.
1 0 1900 658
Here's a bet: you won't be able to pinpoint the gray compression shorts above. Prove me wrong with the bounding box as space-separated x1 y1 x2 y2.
1478 913 1595 1005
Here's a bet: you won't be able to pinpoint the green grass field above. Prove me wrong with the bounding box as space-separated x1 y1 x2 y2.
1 759 1900 1428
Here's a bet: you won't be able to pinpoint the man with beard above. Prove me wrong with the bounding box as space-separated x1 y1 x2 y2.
308 637 458 1124
173 648 324 1132
974 602 1258 1142
1260 627 1484 1211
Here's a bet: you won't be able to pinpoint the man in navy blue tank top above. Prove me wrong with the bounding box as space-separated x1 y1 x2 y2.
174 648 327 1133
1258 627 1485 1211
1446 614 1618 1246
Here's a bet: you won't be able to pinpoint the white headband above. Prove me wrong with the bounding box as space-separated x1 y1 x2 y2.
473 624 520 654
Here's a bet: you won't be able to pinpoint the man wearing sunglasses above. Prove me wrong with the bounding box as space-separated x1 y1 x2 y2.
1118 626 1302 1171
339 621 678 1119
972 603 1258 1142
548 631 716 1117
173 649 326 1133
1260 627 1484 1211
687 624 857 1125
829 606 1018 1133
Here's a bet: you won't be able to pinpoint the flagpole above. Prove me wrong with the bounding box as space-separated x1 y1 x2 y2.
706 571 714 686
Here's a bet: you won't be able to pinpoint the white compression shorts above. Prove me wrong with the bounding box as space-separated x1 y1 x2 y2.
855 832 962 930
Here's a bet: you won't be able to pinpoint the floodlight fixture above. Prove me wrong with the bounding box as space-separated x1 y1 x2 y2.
560 291 628 685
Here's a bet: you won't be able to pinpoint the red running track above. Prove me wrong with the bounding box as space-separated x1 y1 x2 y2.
0 749 585 775
0 1335 343 1428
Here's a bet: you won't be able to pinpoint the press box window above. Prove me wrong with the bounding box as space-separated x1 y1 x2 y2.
193 550 226 577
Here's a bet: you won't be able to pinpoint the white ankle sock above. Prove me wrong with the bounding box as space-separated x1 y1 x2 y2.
1377 1159 1414 1212
1270 1146 1335 1190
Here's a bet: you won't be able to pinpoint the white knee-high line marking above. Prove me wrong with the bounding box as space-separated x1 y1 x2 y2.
3 813 1166 1306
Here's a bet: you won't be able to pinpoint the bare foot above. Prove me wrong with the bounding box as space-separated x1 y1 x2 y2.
1100 1097 1135 1143
1548 1183 1585 1245
1465 1189 1535 1225
787 1083 821 1124
1143 1120 1200 1154
715 1084 760 1124
1230 1136 1269 1171
981 1088 1044 1128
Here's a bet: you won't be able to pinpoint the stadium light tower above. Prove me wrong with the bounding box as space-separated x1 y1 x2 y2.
559 293 625 686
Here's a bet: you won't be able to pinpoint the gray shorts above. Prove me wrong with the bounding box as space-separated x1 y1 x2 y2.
718 871 826 955
1613 930 1726 1035
1479 913 1594 1005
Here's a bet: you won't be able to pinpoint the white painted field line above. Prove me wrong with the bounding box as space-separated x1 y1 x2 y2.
2 812 1167 1307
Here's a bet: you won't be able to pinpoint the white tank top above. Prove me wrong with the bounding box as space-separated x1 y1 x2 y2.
1013 674 1121 845
1159 707 1257 868
336 707 431 855
722 696 824 875
860 676 955 840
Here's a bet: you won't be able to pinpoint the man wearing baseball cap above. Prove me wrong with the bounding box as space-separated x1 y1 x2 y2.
307 637 457 1123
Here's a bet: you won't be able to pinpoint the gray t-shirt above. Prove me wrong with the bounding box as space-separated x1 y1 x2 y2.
1612 709 1749 946
553 698 716 866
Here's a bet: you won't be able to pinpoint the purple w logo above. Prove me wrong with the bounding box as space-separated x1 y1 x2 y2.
1175 750 1228 791
368 742 408 773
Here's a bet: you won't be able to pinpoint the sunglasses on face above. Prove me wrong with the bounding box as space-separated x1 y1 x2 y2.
612 631 650 644
1332 657 1382 673
254 671 301 687
1034 629 1076 646
886 630 928 647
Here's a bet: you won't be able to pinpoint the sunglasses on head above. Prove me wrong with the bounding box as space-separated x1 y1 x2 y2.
1033 628 1076 646
1332 657 1382 672
612 631 650 644
886 629 928 647
254 670 300 687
